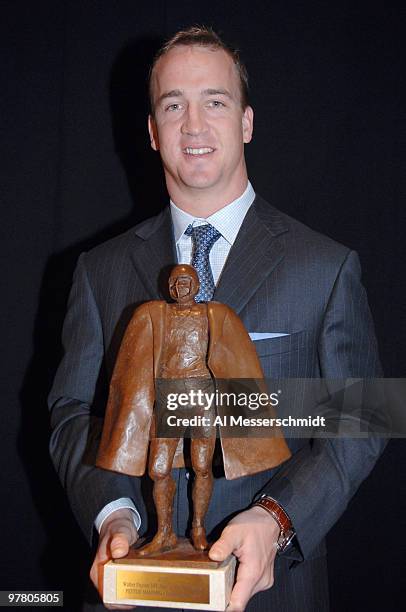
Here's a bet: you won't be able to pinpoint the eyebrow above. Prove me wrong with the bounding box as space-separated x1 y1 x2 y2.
156 89 184 106
156 87 233 106
202 88 233 99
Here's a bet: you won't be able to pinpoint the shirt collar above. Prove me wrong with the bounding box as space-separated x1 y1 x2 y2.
170 181 255 245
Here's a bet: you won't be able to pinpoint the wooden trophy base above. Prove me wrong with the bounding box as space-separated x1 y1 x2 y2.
103 538 236 610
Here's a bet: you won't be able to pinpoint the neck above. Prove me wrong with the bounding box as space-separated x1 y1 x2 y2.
168 174 248 217
176 299 195 309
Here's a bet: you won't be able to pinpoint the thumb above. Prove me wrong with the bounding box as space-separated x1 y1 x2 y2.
209 529 238 562
110 532 131 559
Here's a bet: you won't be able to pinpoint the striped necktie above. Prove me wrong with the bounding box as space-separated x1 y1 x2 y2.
185 224 222 302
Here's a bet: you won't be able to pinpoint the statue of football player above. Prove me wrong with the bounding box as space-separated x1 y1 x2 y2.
97 264 290 555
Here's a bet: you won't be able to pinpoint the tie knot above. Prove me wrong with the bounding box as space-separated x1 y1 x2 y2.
185 223 221 251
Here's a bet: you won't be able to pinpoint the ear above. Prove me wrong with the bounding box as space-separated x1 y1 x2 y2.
148 115 159 151
242 106 254 144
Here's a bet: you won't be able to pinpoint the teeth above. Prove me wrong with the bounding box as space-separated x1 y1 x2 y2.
184 147 214 155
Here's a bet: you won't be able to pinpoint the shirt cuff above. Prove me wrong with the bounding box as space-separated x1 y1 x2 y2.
94 497 141 533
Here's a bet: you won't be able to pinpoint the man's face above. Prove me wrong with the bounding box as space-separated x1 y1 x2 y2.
169 274 197 301
148 46 253 203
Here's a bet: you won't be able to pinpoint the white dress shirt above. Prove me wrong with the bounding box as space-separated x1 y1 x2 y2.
94 181 256 533
171 181 255 285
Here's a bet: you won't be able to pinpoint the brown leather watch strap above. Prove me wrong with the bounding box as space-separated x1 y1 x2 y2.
253 495 295 552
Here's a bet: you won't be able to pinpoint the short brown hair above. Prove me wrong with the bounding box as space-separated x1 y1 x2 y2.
149 26 249 114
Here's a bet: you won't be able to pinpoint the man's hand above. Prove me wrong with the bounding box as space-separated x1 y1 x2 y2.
90 508 139 610
209 506 280 611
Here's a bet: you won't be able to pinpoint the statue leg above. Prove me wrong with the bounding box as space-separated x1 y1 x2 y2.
190 432 216 551
137 437 179 556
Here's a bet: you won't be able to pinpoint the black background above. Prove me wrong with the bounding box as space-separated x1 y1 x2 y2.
1 1 405 610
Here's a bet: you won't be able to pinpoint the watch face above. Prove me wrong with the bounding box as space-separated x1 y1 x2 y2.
277 530 295 552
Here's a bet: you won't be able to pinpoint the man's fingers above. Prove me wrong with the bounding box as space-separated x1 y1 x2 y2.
90 529 133 593
110 532 131 558
227 576 255 611
89 561 98 589
209 539 233 562
226 544 275 611
209 527 240 562
96 558 105 601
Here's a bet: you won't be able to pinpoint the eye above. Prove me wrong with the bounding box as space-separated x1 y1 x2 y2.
207 100 225 108
165 103 182 112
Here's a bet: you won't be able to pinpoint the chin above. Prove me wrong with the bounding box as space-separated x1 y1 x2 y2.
182 174 220 190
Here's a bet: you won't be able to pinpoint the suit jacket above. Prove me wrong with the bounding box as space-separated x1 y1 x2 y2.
48 195 384 611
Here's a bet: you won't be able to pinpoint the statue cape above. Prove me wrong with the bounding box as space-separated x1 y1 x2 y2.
96 301 291 479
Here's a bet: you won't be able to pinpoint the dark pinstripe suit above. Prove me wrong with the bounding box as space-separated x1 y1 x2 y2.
49 195 384 611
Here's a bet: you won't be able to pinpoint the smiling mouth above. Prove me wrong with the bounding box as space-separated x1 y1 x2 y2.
183 147 215 155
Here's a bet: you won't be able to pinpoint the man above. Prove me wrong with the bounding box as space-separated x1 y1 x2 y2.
49 26 384 611
96 263 291 556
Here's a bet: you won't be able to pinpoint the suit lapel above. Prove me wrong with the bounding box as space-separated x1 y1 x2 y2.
130 207 177 300
214 196 288 314
128 197 288 311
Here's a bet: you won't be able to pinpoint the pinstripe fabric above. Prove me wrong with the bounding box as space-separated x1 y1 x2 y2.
49 195 384 612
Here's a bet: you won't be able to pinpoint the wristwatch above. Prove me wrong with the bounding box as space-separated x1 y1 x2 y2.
253 494 296 553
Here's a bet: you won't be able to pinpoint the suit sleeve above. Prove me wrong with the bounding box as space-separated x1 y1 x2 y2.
48 253 147 544
263 250 386 559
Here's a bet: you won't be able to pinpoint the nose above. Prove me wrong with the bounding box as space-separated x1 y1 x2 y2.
181 104 206 136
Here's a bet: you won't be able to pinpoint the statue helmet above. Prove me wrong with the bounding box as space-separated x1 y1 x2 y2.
169 264 200 297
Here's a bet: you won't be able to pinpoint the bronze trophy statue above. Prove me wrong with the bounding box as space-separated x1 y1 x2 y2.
96 264 290 608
